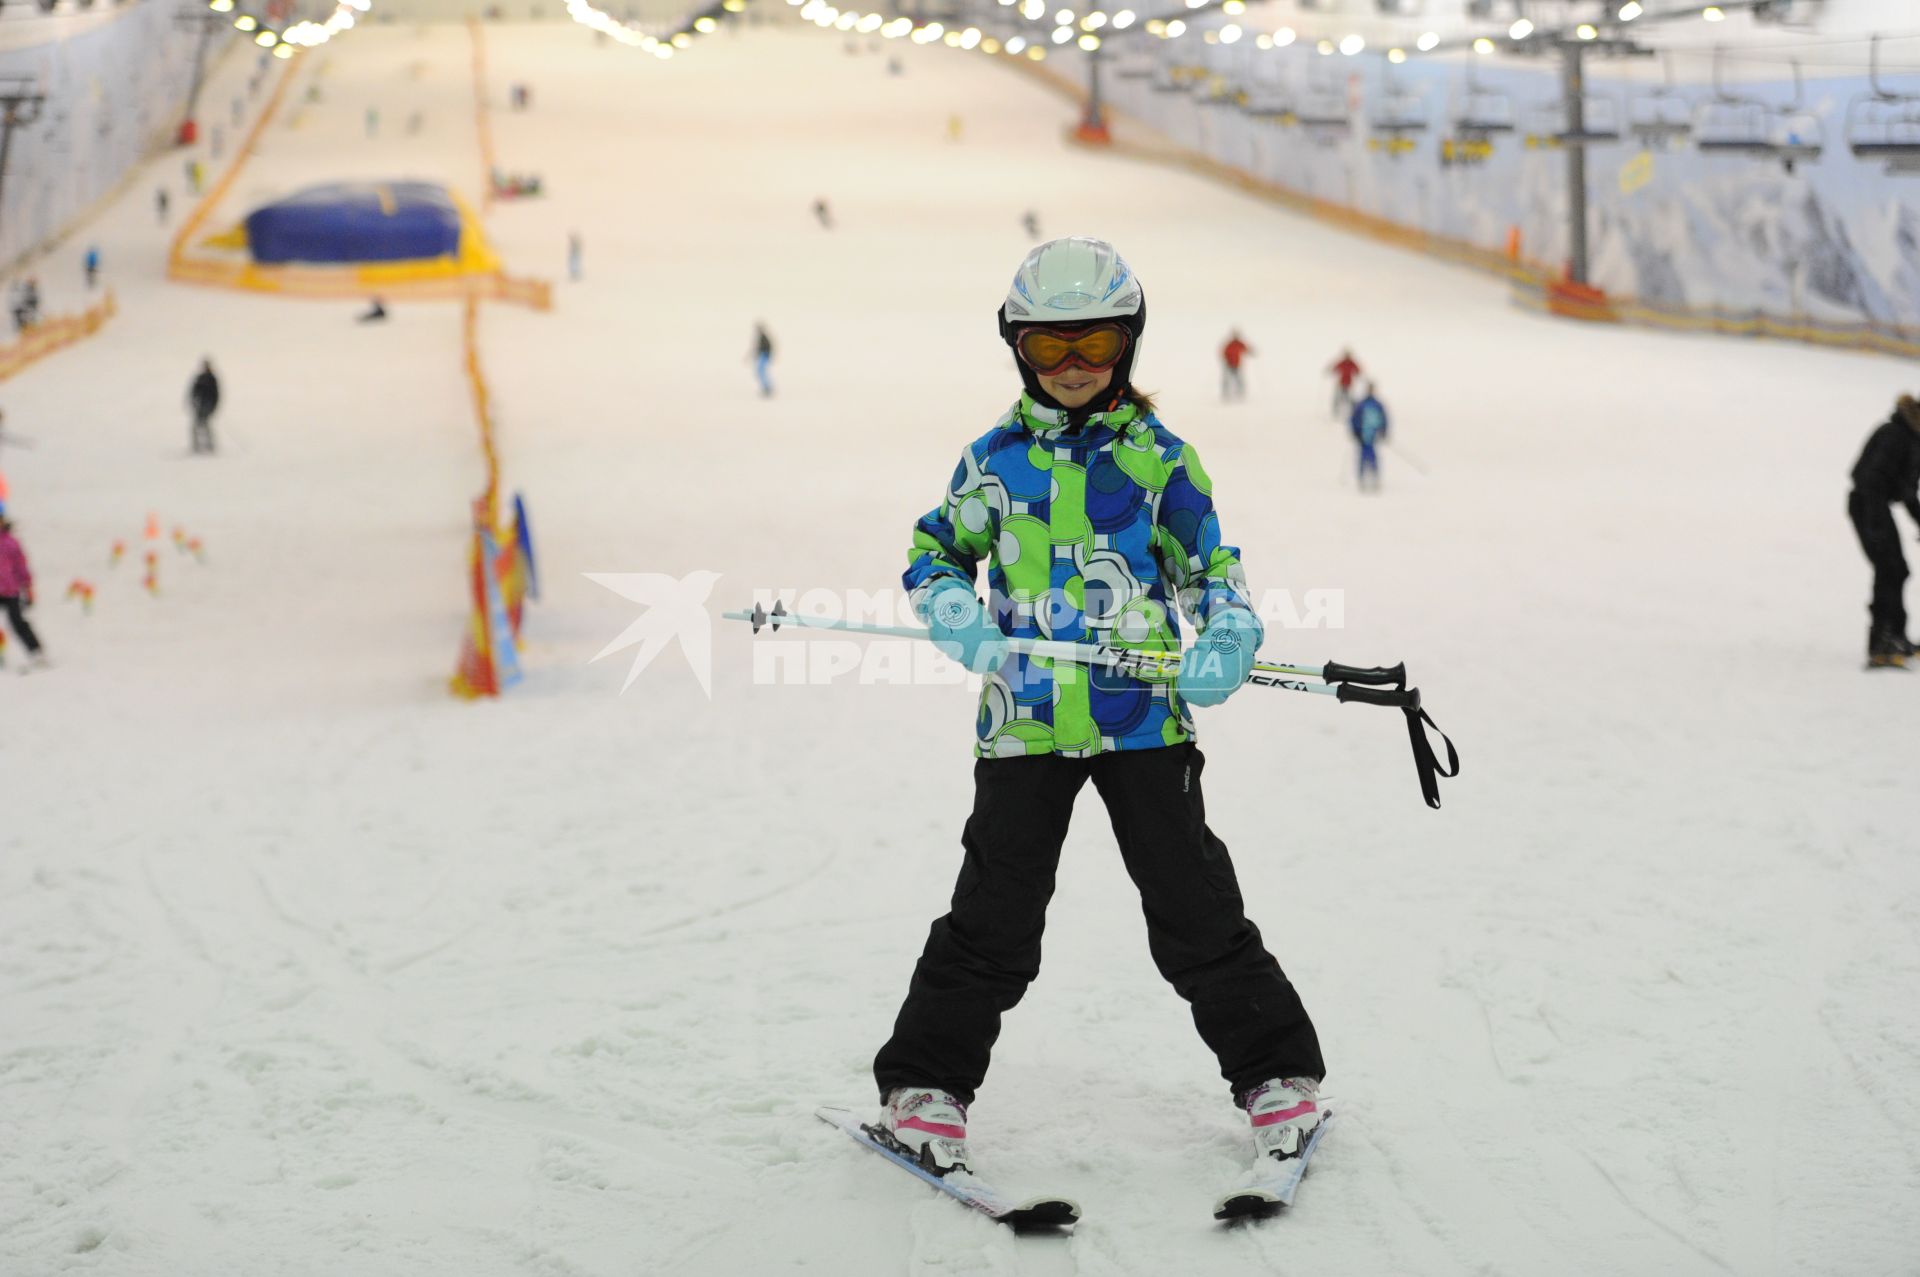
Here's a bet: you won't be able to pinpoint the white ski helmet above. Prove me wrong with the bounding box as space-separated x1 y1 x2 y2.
998 237 1147 401
1000 236 1142 327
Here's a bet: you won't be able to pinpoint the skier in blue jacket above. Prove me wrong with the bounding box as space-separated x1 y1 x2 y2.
1350 383 1388 491
869 237 1327 1197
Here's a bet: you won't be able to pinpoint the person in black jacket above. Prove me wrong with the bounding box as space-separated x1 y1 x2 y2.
1849 394 1920 667
188 360 221 455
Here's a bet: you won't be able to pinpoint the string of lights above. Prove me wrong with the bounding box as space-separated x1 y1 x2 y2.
564 0 748 58
199 0 371 60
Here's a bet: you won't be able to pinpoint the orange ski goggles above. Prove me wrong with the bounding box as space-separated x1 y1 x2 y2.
1013 323 1131 376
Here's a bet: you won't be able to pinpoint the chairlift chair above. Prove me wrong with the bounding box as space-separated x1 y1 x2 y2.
1239 55 1294 121
1695 52 1822 171
1450 63 1514 140
1370 65 1430 137
1296 57 1352 140
1847 35 1920 175
1629 54 1693 148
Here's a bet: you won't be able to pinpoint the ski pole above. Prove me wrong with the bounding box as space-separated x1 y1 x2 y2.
726 604 1403 688
724 602 1459 808
1383 440 1429 476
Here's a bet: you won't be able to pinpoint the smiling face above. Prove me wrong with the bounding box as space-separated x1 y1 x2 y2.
1036 364 1115 409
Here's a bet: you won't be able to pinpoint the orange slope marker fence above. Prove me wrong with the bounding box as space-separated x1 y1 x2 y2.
0 292 117 382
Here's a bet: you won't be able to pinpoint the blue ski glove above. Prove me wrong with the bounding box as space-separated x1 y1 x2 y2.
920 579 1009 674
1177 607 1265 709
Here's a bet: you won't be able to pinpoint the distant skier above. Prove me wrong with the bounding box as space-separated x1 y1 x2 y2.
1220 330 1252 401
365 106 380 138
11 280 39 333
1350 382 1388 491
1022 209 1040 239
1327 348 1361 419
188 359 221 455
83 245 100 290
0 516 45 670
812 198 833 230
567 231 583 282
156 188 170 224
356 297 388 324
872 237 1327 1196
1849 393 1920 668
751 324 775 398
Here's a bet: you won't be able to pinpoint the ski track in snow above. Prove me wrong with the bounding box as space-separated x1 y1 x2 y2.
1 20 1918 1277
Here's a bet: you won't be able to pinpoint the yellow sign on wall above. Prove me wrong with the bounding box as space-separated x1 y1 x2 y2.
1619 149 1655 196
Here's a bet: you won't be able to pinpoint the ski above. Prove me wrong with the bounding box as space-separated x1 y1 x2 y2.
1212 1112 1336 1222
814 1105 1080 1230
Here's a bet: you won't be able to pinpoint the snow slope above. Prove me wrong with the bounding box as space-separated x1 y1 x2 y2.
2 22 1917 1277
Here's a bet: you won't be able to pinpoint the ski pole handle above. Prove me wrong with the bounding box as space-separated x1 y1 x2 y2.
1321 660 1406 688
1335 683 1419 710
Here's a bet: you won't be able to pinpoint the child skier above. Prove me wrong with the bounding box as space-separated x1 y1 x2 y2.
751 324 775 398
1350 383 1388 491
872 237 1326 1189
0 515 45 669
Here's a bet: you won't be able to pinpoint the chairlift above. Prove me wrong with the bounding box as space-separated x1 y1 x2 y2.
1630 54 1693 149
1449 62 1514 141
1847 35 1920 175
1198 73 1243 109
1238 52 1294 121
1295 56 1352 140
1152 63 1200 94
1370 65 1430 136
1695 53 1822 172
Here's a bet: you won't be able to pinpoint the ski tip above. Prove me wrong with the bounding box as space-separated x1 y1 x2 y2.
1213 1190 1284 1223
1001 1198 1080 1230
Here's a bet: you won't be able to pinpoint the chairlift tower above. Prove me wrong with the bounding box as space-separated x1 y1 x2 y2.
0 79 48 244
173 9 229 143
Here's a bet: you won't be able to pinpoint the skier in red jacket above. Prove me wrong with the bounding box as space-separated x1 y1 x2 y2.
1221 330 1253 402
1327 348 1362 419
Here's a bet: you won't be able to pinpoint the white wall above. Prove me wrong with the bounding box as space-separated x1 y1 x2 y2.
0 1 245 270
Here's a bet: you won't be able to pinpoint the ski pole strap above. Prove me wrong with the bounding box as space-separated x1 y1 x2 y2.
1333 683 1460 809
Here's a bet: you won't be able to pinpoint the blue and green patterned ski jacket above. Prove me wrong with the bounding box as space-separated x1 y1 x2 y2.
905 395 1255 758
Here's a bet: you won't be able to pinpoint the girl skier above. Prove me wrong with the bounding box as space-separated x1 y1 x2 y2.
872 237 1326 1187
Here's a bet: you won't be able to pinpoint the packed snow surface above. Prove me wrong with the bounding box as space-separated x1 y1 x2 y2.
2 22 1917 1277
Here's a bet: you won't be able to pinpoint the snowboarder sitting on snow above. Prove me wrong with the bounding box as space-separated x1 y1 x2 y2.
1849 393 1920 668
1350 383 1388 491
357 297 389 324
0 515 45 669
872 236 1326 1185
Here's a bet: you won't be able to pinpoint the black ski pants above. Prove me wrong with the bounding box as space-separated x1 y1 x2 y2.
1 596 40 654
873 743 1323 1106
1850 489 1909 635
